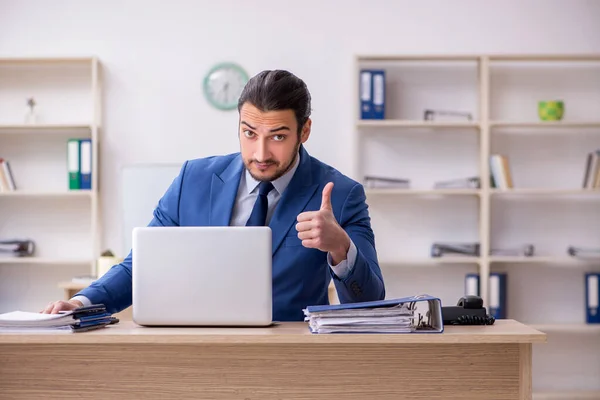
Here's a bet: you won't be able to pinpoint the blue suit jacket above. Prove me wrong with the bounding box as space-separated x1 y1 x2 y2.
77 146 385 321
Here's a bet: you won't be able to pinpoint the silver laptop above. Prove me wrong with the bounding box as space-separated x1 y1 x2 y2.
131 226 273 326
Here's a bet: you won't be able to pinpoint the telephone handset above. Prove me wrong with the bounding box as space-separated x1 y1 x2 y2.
442 295 496 326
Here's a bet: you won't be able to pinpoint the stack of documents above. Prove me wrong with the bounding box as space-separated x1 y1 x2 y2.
0 304 115 332
0 311 78 329
303 295 444 334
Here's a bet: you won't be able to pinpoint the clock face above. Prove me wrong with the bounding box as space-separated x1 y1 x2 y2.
203 63 249 110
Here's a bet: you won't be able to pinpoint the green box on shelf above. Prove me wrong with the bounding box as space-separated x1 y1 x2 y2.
538 100 564 121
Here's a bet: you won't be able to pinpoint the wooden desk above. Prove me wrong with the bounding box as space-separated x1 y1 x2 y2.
0 319 546 400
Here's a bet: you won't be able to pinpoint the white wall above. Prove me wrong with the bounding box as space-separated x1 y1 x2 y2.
1 0 599 255
1 0 600 395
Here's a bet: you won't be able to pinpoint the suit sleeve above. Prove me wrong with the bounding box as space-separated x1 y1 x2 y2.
74 161 188 314
330 183 385 303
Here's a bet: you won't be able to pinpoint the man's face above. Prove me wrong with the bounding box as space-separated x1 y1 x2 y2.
239 102 311 182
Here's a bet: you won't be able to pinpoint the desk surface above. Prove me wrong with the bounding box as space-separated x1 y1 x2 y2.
0 319 546 345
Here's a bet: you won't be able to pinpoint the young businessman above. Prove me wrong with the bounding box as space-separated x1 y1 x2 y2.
42 69 386 321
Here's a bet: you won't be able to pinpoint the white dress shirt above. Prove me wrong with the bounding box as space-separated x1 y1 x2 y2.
73 152 356 307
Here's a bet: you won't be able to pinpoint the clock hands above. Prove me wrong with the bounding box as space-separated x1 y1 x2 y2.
222 82 229 103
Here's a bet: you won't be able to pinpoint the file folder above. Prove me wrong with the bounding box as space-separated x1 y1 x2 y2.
79 139 92 190
489 273 507 319
465 273 479 296
359 69 373 119
464 272 507 319
67 139 80 190
303 294 443 334
586 273 599 324
371 70 385 119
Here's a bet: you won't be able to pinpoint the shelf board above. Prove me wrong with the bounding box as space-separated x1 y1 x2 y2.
0 124 92 134
490 54 600 62
0 258 92 266
357 120 479 129
380 257 480 266
366 188 480 196
491 121 600 128
0 190 94 198
533 390 600 400
530 324 600 334
357 54 481 62
490 188 600 196
0 57 97 65
490 256 599 265
356 54 600 62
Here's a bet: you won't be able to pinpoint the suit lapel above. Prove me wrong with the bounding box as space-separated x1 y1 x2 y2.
269 146 319 254
209 155 243 226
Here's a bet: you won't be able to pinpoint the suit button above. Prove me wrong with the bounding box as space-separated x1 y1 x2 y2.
350 281 362 296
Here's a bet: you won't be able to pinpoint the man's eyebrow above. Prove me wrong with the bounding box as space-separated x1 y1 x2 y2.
241 121 256 130
270 126 290 133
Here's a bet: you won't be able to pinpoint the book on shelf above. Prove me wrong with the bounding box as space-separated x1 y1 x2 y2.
67 138 92 190
490 244 535 257
364 176 410 189
433 176 480 189
567 246 600 259
0 239 35 257
431 242 480 257
0 158 17 192
582 149 600 189
423 109 473 121
490 154 513 190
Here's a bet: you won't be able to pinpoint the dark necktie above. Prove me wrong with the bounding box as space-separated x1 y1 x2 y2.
246 181 275 226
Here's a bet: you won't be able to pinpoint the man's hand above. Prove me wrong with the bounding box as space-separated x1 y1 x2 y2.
296 182 351 265
40 299 83 314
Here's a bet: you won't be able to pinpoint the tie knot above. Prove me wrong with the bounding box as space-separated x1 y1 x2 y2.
258 181 274 196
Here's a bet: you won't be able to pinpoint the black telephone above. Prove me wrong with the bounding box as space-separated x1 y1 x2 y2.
442 295 496 326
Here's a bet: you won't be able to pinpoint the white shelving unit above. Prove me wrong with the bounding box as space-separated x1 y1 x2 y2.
0 57 102 312
354 54 600 397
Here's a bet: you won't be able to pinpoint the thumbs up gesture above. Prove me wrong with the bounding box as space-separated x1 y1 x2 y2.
296 182 351 265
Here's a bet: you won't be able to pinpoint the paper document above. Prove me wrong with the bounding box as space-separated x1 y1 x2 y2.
303 294 444 334
0 311 76 328
0 305 116 333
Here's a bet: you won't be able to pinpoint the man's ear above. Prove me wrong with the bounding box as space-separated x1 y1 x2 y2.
300 118 312 144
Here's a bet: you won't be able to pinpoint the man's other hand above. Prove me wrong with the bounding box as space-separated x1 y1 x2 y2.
41 299 83 314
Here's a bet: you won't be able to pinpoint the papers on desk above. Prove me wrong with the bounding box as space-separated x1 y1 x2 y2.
303 294 444 334
0 304 116 332
0 311 76 328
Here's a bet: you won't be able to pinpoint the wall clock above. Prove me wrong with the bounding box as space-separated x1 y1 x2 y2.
203 62 249 110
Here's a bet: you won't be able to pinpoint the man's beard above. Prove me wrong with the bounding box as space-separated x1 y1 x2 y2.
246 141 300 182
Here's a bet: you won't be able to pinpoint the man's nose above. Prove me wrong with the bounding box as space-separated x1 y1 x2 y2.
255 138 269 161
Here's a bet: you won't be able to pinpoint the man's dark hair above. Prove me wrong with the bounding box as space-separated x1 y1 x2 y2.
237 70 312 135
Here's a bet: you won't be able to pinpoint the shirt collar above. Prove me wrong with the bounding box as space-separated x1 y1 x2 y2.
246 152 301 196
